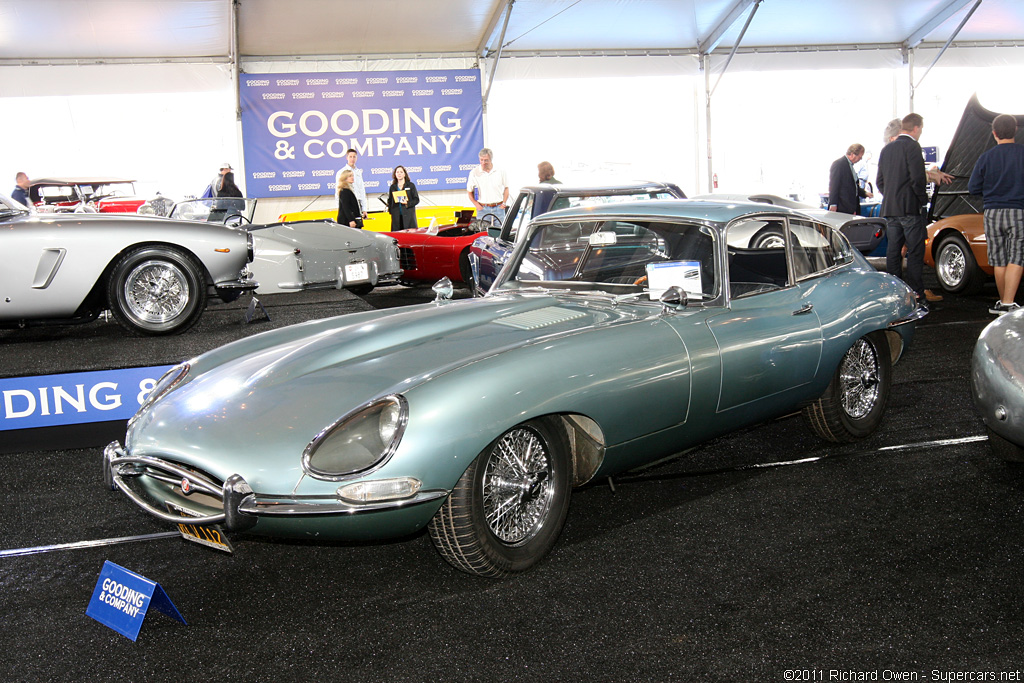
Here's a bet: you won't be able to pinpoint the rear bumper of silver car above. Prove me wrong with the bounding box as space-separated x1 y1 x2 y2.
103 441 448 532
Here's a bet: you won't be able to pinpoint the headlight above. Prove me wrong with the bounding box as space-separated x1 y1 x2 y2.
129 363 190 426
302 395 408 480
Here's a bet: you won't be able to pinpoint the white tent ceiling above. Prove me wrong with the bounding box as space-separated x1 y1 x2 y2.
1 0 1022 64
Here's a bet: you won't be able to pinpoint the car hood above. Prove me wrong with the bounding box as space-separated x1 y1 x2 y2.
249 220 391 250
127 293 661 485
931 94 1024 221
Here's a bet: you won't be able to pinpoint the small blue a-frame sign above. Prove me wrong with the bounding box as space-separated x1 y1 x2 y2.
86 561 186 641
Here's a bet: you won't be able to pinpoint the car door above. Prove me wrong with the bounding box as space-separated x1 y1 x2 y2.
704 216 824 414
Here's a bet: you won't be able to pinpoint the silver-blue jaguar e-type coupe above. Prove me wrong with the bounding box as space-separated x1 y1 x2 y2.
103 199 925 576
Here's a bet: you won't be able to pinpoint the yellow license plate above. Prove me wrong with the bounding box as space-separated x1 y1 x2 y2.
166 503 234 553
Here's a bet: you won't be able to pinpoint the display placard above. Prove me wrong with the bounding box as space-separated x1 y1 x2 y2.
86 561 186 641
239 69 485 198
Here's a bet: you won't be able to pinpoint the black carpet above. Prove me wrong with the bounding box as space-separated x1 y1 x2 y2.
2 280 1022 682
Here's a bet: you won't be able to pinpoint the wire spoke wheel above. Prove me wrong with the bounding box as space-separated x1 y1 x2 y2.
124 260 190 324
482 427 554 545
428 417 571 576
838 338 880 420
107 246 206 335
803 332 891 442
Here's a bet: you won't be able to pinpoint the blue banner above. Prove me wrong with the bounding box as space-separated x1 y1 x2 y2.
239 69 485 199
0 365 173 431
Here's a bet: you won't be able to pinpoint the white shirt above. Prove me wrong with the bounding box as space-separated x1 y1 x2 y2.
467 165 508 204
335 165 366 213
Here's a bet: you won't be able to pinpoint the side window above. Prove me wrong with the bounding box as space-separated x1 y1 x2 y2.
505 193 534 243
789 219 850 280
725 218 789 298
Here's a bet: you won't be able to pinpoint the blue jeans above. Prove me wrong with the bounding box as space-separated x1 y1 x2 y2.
885 214 927 297
477 205 506 228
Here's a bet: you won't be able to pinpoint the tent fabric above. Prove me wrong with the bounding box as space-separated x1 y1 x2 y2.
2 0 1023 65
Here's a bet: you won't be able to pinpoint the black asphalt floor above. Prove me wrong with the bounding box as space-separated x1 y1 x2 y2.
2 276 1022 682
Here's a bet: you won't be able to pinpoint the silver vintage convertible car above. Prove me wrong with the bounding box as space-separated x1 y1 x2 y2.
103 199 925 575
0 193 256 335
167 198 402 296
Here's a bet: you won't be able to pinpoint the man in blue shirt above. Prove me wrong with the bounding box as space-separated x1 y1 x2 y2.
10 172 30 208
968 113 1024 315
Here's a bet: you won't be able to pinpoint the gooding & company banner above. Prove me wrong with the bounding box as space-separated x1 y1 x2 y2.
240 69 485 199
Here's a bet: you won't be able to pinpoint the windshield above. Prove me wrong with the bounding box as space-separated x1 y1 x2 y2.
496 218 718 301
170 198 254 226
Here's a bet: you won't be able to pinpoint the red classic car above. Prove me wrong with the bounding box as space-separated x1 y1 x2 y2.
28 177 146 214
391 210 482 284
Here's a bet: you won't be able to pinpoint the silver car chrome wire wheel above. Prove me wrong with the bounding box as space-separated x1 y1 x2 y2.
124 260 190 323
803 331 891 443
108 246 207 335
428 417 571 576
482 427 554 546
838 338 880 420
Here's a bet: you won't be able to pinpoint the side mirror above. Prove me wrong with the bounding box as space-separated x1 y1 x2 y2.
487 226 501 238
659 285 688 312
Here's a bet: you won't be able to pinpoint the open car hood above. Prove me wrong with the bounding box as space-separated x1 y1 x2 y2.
930 95 1024 221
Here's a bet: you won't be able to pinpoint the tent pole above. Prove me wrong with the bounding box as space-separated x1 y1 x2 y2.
231 0 244 188
482 0 515 114
914 0 983 92
704 53 713 194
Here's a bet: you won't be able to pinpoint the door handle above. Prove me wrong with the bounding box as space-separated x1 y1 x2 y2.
792 303 814 315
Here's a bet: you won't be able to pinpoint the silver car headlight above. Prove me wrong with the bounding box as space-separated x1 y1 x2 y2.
302 395 408 480
128 363 191 426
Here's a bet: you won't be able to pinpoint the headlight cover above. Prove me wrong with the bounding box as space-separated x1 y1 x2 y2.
128 363 190 427
302 395 408 481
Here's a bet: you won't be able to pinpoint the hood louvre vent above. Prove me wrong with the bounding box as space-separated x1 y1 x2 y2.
494 306 586 330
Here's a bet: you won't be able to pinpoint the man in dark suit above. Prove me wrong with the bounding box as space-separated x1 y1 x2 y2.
828 144 872 215
877 113 932 306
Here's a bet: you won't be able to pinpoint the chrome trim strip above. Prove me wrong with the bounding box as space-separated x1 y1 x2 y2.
215 278 259 291
237 489 449 516
888 305 929 327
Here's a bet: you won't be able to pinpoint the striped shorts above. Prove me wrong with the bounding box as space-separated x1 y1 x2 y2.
983 208 1024 267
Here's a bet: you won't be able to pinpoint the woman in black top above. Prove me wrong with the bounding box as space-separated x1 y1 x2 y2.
336 169 362 228
217 171 243 198
386 165 419 231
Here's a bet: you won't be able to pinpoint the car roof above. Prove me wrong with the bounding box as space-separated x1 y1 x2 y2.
29 177 136 186
535 198 810 224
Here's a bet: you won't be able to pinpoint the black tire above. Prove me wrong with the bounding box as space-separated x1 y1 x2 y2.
428 417 572 577
986 426 1024 463
106 246 206 335
934 233 984 295
803 331 892 442
458 249 473 285
750 226 785 249
348 283 374 296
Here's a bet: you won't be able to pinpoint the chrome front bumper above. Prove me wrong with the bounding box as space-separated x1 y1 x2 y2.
103 442 447 532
